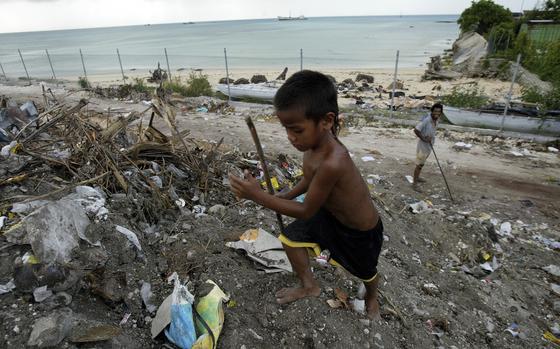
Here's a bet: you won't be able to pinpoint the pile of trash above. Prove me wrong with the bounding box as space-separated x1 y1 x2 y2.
0 95 303 348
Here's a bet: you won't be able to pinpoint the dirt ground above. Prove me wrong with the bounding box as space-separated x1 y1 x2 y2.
0 83 559 348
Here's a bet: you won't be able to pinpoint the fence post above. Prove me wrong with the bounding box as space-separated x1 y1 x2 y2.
300 48 303 71
501 53 522 132
45 49 57 80
390 50 400 115
117 49 126 83
164 48 172 81
224 48 231 103
79 49 90 88
18 49 32 85
0 61 6 80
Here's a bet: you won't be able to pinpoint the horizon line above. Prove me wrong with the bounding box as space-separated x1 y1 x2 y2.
0 13 459 35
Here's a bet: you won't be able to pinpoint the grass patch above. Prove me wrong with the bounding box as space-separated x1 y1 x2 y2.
78 76 89 88
163 73 213 97
442 85 489 109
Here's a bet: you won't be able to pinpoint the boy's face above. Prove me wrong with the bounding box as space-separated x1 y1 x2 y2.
277 108 333 151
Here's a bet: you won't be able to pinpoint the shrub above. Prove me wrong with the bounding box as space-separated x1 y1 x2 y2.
78 76 89 88
442 85 489 108
184 73 213 97
458 0 513 36
131 78 152 94
162 77 190 96
522 84 560 110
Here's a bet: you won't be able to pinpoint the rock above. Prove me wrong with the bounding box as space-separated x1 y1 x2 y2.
208 204 227 216
27 308 73 347
340 78 356 88
386 81 404 90
234 78 250 85
219 77 234 84
355 74 374 83
87 270 127 304
250 75 267 84
452 31 488 73
515 66 553 95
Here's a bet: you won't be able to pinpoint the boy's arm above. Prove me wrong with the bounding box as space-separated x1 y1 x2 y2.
230 160 341 220
277 176 309 200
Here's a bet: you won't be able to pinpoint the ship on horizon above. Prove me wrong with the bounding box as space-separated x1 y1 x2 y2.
277 13 307 21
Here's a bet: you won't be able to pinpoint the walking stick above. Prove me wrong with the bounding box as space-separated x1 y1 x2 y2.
245 116 285 234
429 143 454 202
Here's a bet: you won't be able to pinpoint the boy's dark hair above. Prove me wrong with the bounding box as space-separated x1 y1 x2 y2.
274 70 340 136
431 102 443 112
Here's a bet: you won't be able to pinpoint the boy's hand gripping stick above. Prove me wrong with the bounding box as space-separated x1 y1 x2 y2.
245 116 285 234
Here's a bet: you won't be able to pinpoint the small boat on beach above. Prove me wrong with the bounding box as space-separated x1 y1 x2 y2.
216 83 280 101
443 105 560 135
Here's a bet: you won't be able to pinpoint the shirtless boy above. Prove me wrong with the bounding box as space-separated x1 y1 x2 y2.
230 70 384 319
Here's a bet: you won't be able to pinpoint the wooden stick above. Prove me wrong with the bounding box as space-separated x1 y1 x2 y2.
245 116 285 234
429 143 454 202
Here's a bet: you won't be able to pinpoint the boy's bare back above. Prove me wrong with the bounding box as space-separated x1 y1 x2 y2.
303 140 379 231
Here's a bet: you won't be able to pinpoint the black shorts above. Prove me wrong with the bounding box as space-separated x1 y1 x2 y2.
279 208 383 281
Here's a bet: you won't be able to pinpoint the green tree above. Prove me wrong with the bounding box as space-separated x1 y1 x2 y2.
458 0 514 36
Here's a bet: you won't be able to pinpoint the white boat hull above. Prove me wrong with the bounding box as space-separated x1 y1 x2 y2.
444 106 560 135
217 84 278 102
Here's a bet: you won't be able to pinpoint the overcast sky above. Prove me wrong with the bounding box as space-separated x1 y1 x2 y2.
0 0 542 33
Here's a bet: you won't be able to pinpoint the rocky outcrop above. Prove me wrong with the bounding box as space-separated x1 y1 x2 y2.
234 78 250 85
423 55 461 80
515 66 553 94
452 31 488 73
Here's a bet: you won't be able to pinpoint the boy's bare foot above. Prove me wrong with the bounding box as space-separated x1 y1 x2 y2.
275 286 321 304
366 298 382 321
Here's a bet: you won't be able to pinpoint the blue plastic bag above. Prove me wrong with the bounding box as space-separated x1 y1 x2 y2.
164 273 197 349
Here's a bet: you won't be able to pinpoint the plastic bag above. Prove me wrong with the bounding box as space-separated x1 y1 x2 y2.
164 273 197 349
192 280 229 349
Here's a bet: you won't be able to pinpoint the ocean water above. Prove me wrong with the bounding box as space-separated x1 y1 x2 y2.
0 15 459 79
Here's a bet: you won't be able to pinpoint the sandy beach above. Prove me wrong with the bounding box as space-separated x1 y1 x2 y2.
2 67 524 109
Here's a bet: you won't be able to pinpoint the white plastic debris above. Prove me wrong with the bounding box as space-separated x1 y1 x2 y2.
453 142 473 150
140 281 157 313
498 222 512 237
548 146 559 153
544 265 560 278
361 156 375 162
192 205 206 216
33 286 53 302
409 201 433 214
0 216 6 230
175 198 186 208
510 151 524 157
115 225 142 251
1 141 17 157
405 175 414 184
480 256 500 273
350 299 365 314
0 279 16 294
